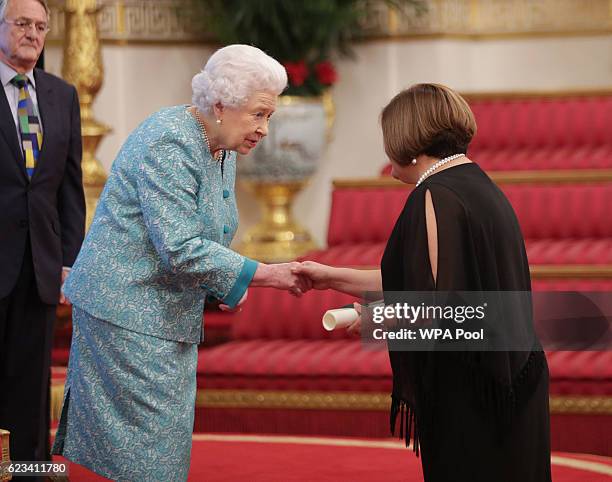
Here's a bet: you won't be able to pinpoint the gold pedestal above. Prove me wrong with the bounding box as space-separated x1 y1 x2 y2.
62 0 110 229
239 181 317 262
81 119 111 228
0 429 10 481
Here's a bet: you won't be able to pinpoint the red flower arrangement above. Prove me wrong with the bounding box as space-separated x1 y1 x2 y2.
315 61 338 85
284 61 309 87
282 60 339 95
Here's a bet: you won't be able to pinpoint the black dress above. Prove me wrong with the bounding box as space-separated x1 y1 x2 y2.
381 163 551 482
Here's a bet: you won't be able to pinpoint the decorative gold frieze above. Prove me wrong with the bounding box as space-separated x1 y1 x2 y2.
197 389 391 411
48 385 612 422
549 395 612 414
374 0 612 37
47 0 612 44
194 389 612 415
49 0 212 43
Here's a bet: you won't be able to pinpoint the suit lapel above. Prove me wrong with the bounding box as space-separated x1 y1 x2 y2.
0 80 27 180
32 69 56 183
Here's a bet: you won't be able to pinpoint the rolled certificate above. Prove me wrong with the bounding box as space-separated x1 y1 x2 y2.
322 308 359 331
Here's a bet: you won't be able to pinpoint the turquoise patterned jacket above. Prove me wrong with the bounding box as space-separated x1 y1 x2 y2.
64 105 257 343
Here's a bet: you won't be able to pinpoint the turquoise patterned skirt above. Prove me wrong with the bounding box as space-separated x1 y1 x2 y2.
52 307 198 481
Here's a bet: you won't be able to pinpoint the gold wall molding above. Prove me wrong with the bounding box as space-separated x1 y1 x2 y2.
194 389 612 415
196 389 390 411
49 387 612 423
462 88 612 99
332 169 612 189
530 265 612 279
48 0 213 44
489 169 612 184
47 0 612 45
374 0 612 38
344 265 612 279
549 395 612 414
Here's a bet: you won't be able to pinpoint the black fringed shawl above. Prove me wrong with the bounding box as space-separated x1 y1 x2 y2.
381 163 546 454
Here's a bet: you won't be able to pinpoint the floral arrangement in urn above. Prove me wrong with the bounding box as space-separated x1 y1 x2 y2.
190 0 425 96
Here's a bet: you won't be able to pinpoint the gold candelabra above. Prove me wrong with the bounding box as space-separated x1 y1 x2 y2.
61 0 110 229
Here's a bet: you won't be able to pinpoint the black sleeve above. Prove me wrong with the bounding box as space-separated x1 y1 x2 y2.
427 183 481 291
392 184 476 292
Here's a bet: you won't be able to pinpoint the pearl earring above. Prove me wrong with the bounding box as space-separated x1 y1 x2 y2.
411 158 417 165
216 119 222 125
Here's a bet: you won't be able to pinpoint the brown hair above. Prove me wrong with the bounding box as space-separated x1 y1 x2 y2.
380 83 476 165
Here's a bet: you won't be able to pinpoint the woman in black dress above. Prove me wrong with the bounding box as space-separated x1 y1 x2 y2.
295 83 551 482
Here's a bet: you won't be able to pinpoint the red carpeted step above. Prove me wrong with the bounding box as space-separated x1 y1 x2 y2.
52 435 612 481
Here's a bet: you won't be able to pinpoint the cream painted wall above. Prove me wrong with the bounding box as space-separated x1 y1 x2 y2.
46 34 612 250
45 44 215 172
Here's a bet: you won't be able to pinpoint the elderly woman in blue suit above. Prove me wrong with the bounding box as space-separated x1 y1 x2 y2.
52 45 308 481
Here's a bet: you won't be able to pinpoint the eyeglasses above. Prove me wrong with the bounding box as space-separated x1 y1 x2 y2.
3 18 50 35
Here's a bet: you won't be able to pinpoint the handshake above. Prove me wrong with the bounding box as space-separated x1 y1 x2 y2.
220 260 368 334
214 261 332 313
251 260 333 297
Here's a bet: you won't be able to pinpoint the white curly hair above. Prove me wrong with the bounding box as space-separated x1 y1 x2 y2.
192 44 287 115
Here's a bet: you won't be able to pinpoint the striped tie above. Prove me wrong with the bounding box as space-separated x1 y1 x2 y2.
11 74 43 178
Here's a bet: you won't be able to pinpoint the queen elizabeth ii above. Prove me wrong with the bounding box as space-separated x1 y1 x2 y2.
52 44 309 481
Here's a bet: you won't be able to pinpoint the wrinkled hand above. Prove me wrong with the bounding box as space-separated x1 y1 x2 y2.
59 268 71 306
251 262 312 296
290 261 333 290
347 302 362 336
219 289 248 312
271 262 312 297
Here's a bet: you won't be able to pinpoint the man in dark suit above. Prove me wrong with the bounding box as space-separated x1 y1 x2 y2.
0 0 84 465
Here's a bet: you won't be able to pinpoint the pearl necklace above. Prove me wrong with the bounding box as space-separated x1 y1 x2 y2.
415 153 465 187
193 108 223 161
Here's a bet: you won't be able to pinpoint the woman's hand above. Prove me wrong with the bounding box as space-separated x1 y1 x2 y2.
291 263 382 297
251 262 312 296
219 289 248 312
59 267 71 305
290 261 335 290
346 302 362 336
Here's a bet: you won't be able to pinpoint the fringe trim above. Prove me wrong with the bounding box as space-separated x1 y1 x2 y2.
390 350 546 452
511 350 547 413
461 350 546 436
390 395 420 456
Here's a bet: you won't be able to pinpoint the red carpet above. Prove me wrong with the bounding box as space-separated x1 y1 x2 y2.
52 434 612 481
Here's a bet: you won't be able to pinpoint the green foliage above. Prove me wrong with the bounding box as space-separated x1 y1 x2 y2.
190 0 426 95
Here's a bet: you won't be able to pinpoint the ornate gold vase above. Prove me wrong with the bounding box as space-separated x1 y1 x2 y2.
61 0 110 229
238 93 334 262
